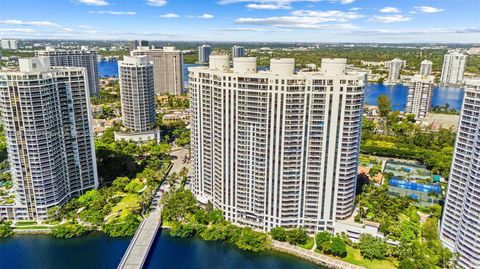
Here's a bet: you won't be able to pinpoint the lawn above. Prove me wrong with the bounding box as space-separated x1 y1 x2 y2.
110 194 141 214
341 246 397 269
298 237 315 250
15 221 38 226
14 225 52 230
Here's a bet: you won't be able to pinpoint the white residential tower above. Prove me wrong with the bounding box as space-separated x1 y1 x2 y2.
0 57 98 220
189 56 365 233
131 46 184 95
116 56 158 142
198 44 212 64
440 52 467 86
405 74 435 119
36 47 100 96
420 60 433 76
440 79 480 269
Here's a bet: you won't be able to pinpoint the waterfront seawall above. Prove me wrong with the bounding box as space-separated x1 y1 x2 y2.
271 241 366 269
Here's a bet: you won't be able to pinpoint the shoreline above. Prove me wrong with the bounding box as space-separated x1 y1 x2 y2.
13 229 51 235
160 224 364 269
9 224 365 269
271 241 366 269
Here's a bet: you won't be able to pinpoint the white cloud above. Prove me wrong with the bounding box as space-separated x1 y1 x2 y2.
89 11 137 15
350 7 361 11
352 27 480 35
379 7 400 13
197 14 214 19
246 3 290 10
210 27 291 33
146 0 167 6
338 0 354 4
414 6 444 14
220 0 353 4
236 9 362 30
369 15 410 23
78 0 109 6
0 28 36 33
291 10 363 20
77 25 92 29
159 13 179 18
0 19 61 27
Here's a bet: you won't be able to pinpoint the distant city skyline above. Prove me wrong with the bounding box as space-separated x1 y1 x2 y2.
0 0 479 43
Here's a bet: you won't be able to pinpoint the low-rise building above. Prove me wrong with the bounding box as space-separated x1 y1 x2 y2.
163 110 191 124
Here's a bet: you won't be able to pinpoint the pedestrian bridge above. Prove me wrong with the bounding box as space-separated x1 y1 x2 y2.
117 200 162 269
117 148 188 269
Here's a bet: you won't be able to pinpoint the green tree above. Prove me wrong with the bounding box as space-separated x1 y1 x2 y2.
377 95 392 117
286 228 308 245
400 221 419 242
161 188 198 222
315 231 332 252
0 221 13 238
200 223 229 241
330 236 347 257
124 178 144 193
51 221 89 239
47 206 62 221
207 209 224 224
358 234 388 260
103 213 141 237
170 222 197 238
234 227 270 252
270 227 287 242
112 177 130 191
362 117 377 140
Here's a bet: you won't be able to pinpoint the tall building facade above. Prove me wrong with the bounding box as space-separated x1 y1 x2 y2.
0 58 98 220
440 52 467 86
117 56 157 141
128 40 149 51
189 56 365 232
36 47 100 96
387 58 403 81
131 46 184 95
440 79 480 269
198 44 212 63
420 60 433 76
231 45 245 60
1 39 18 50
405 74 435 119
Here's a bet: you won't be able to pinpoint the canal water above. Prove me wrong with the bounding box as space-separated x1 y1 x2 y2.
98 60 464 111
0 231 324 269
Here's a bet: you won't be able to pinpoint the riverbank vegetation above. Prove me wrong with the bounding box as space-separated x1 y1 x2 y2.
361 95 456 178
162 188 270 252
0 221 13 238
162 188 453 269
52 221 91 239
431 104 460 115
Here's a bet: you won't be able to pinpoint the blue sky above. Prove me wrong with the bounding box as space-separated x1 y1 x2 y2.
0 0 479 43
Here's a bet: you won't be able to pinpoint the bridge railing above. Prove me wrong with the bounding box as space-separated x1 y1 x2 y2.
117 217 148 269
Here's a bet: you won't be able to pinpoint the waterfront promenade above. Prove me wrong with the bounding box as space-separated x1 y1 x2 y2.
117 148 189 269
272 241 366 269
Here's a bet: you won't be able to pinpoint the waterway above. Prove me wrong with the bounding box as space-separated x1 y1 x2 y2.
0 231 324 269
98 60 464 111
